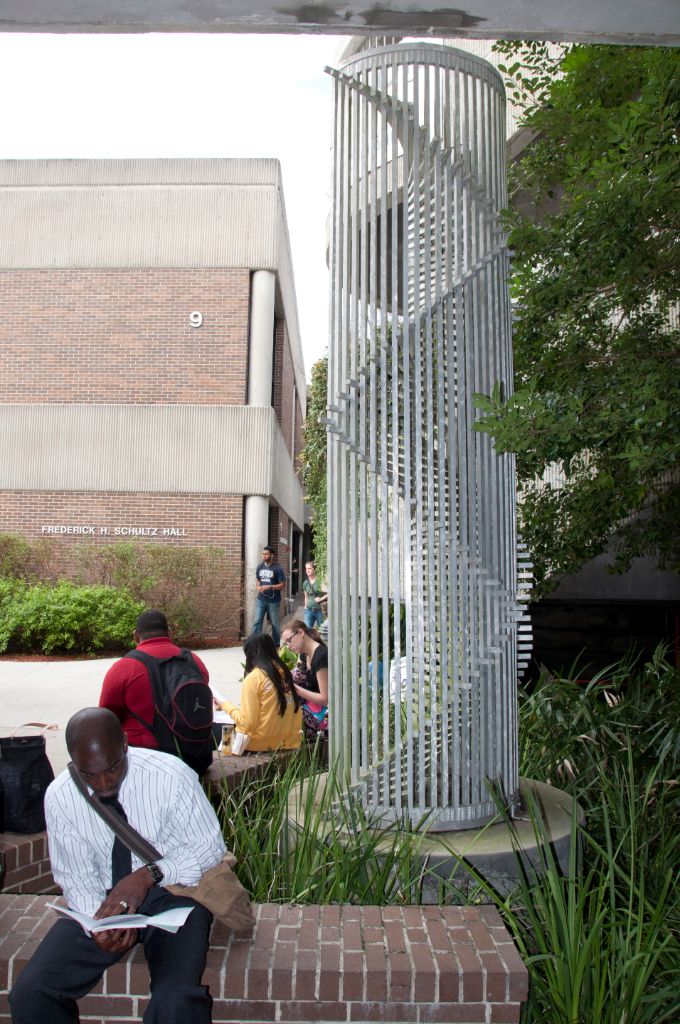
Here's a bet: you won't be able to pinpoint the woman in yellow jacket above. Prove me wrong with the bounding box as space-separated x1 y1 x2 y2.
218 633 302 752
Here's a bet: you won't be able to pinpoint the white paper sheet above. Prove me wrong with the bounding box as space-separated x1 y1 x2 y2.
210 683 234 724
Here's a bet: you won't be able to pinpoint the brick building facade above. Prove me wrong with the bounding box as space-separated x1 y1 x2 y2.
0 159 306 638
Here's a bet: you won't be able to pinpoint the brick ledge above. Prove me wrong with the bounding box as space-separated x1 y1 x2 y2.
0 895 527 1023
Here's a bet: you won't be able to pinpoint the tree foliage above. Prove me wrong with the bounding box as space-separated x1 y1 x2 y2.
300 356 328 580
476 43 680 595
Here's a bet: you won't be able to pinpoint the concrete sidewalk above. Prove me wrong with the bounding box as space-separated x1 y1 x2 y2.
0 647 245 776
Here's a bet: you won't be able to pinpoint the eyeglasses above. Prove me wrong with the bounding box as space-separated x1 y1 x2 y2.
281 631 298 648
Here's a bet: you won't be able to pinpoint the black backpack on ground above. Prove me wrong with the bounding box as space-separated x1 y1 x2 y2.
124 649 214 776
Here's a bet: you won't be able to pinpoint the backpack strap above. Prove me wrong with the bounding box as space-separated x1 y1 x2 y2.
123 649 171 733
124 649 196 673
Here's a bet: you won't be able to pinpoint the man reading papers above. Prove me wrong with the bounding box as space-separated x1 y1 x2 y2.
9 708 226 1024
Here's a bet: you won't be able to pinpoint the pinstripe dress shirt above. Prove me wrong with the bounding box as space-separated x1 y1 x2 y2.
45 747 226 915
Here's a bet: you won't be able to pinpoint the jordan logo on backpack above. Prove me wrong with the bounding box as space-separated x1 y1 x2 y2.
124 649 214 775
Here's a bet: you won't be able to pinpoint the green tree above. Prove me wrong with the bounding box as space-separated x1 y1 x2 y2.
300 356 328 580
476 43 680 595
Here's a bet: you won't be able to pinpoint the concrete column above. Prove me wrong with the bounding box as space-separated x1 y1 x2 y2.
244 494 270 634
248 269 276 406
296 531 304 605
243 270 276 632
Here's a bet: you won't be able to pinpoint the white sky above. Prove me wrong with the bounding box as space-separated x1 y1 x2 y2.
0 32 351 376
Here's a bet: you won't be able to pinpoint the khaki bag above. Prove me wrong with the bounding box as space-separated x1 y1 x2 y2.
167 853 254 934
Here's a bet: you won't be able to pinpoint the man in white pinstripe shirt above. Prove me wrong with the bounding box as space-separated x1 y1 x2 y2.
9 708 226 1023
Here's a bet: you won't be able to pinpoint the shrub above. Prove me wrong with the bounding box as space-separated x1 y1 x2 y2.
73 541 242 645
0 533 54 582
0 579 144 654
0 533 242 645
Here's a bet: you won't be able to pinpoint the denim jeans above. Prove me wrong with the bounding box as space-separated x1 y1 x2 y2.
252 598 282 647
304 605 324 630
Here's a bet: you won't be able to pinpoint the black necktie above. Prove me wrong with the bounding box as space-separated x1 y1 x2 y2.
101 795 132 888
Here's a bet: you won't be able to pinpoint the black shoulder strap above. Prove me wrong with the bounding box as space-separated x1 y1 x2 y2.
125 648 195 671
68 762 162 864
124 649 156 669
123 649 163 733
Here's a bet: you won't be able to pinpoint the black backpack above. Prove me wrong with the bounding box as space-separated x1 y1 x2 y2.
124 649 214 776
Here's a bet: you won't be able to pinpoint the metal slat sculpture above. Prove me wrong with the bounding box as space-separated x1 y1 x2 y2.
326 44 531 831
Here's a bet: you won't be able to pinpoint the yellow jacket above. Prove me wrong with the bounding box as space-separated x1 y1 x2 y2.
221 666 302 752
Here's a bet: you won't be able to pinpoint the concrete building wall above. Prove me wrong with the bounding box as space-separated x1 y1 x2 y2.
0 405 302 513
0 158 307 638
1 0 677 47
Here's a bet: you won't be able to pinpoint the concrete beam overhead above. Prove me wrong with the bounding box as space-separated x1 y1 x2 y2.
0 0 678 47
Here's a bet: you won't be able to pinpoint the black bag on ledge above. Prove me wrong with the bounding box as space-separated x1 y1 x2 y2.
0 723 56 834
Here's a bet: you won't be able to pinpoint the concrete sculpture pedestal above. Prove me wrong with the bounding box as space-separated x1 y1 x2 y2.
287 775 576 900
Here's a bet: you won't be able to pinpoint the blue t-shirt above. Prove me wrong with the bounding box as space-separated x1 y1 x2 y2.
255 561 285 603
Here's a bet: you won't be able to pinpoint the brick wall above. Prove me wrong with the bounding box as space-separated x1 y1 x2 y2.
269 319 300 590
0 897 528 1023
268 506 292 588
0 491 243 552
294 400 303 474
0 491 245 640
272 318 285 438
0 268 250 405
0 834 57 896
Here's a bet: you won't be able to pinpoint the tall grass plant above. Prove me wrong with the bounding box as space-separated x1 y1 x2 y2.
214 751 442 906
215 650 680 1023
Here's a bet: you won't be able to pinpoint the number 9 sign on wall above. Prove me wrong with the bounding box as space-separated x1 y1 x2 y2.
189 311 203 328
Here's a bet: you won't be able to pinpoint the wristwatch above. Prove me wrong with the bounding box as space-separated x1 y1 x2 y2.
146 862 164 886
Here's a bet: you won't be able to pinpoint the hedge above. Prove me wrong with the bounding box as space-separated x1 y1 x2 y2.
0 579 144 655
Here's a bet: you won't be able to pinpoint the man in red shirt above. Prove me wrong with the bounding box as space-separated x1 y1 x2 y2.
99 609 210 752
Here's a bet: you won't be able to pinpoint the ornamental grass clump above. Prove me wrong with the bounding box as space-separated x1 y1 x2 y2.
506 649 680 1022
213 749 441 906
450 746 679 1024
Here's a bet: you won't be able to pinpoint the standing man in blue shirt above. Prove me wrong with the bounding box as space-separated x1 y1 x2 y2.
251 544 286 648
